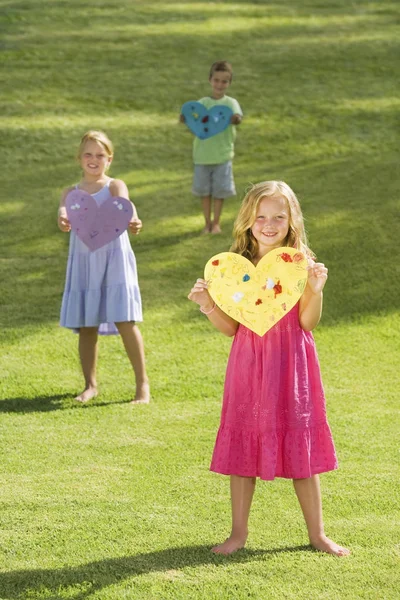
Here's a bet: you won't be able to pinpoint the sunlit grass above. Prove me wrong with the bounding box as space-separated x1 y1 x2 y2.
0 0 399 598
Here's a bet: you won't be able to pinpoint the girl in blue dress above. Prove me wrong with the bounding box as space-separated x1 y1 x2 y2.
58 130 149 404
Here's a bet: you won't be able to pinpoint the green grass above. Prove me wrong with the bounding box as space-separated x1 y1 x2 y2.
1 0 400 598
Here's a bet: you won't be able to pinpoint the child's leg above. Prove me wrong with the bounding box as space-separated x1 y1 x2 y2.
212 475 256 555
75 326 99 402
293 475 350 556
211 198 223 233
115 321 150 403
211 161 233 233
201 196 212 233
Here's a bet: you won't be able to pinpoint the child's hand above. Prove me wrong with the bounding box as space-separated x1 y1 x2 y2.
231 114 242 125
58 215 71 232
307 261 328 294
129 218 142 235
188 278 214 310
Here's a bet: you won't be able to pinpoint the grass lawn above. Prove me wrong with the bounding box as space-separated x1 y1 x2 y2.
0 0 399 598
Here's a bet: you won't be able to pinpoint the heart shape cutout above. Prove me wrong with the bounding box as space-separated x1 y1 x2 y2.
181 101 233 139
204 248 308 336
65 189 133 251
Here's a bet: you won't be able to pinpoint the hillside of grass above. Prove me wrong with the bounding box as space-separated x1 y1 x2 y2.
0 1 399 598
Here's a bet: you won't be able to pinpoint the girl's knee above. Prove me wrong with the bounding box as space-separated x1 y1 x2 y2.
115 320 138 333
79 326 98 336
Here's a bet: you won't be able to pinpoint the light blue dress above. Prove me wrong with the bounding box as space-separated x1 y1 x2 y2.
60 181 142 335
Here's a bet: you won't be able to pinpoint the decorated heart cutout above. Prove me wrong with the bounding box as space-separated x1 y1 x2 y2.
65 189 133 252
181 101 233 139
204 248 308 336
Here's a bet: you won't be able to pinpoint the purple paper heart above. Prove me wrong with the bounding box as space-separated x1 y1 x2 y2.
65 189 133 251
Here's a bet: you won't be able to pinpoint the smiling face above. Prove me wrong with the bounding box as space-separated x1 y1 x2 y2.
79 140 112 179
209 70 231 99
251 195 290 256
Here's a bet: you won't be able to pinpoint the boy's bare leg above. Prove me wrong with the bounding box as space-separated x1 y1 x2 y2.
293 475 350 556
75 327 99 402
211 198 223 233
201 196 212 233
212 475 256 555
116 321 150 403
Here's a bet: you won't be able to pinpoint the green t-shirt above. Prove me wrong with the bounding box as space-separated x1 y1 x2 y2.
192 95 243 165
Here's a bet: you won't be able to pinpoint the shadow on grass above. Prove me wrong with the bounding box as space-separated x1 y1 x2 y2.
0 544 312 599
0 395 128 413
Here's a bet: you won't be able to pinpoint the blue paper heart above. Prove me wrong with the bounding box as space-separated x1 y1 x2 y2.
181 101 233 140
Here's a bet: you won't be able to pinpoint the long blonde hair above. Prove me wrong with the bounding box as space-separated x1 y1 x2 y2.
230 181 315 260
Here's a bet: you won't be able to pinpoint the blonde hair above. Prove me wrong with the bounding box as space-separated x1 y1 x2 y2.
77 130 114 160
230 181 315 261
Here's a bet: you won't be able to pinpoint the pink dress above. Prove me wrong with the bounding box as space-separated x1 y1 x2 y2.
210 304 338 480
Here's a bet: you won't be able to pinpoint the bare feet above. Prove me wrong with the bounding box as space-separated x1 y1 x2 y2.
130 382 150 405
75 387 98 403
201 225 211 235
211 223 222 234
211 535 247 555
310 535 350 556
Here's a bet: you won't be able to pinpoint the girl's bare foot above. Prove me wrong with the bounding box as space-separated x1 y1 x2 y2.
75 387 98 403
130 382 150 404
211 223 222 234
310 535 350 556
201 225 211 235
211 535 247 555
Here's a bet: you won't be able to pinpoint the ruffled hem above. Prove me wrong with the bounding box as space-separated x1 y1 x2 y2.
210 421 338 481
60 284 142 331
64 322 120 336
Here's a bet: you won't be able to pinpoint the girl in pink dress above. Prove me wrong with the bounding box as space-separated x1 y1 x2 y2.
188 181 350 557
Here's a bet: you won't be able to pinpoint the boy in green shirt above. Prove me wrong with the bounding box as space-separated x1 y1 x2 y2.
181 61 243 234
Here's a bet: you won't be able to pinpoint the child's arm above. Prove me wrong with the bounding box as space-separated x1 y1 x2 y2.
57 187 73 232
231 98 243 125
299 262 328 331
110 179 143 235
188 278 239 337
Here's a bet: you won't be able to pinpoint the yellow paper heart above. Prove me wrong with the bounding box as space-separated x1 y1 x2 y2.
204 247 308 336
